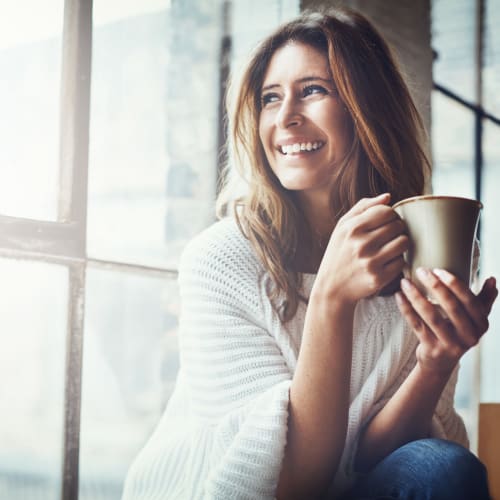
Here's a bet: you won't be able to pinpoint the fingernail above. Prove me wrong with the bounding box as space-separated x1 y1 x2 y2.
433 268 452 283
401 278 412 292
416 267 429 281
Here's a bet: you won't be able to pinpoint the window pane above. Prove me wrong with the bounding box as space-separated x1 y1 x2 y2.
431 0 476 102
431 91 475 198
79 267 179 500
0 258 67 499
479 121 500 402
87 0 219 269
0 1 63 220
484 0 500 117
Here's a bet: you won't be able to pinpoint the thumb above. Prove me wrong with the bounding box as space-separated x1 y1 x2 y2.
478 277 498 314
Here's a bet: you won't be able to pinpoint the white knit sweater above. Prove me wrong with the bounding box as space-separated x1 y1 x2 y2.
121 217 468 500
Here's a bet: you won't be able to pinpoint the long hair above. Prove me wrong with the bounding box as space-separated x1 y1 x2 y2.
217 8 429 322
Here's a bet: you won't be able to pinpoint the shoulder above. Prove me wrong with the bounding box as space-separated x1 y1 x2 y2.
180 217 262 275
179 217 266 310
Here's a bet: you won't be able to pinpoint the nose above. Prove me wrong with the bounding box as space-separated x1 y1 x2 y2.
277 96 303 129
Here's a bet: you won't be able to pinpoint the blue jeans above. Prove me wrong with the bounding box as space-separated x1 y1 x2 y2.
344 438 490 499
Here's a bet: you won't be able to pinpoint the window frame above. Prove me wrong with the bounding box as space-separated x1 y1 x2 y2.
0 1 177 499
432 0 500 451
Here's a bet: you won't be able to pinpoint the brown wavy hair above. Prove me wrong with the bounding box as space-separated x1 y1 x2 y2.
217 8 429 322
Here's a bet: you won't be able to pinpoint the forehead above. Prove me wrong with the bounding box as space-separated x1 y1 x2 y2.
262 42 331 85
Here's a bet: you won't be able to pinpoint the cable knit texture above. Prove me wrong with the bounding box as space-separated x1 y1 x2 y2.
121 217 468 500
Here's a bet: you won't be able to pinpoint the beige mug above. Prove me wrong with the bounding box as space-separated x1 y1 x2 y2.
393 195 482 297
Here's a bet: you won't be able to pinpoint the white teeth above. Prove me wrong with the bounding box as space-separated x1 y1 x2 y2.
280 141 323 155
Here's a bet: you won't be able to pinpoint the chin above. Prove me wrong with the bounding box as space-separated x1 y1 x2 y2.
277 174 331 194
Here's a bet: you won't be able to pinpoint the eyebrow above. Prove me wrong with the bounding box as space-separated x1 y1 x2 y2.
261 76 334 92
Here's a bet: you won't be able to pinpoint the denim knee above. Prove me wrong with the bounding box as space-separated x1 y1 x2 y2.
349 438 490 500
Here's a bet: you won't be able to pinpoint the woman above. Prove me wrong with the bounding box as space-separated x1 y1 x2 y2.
122 8 497 499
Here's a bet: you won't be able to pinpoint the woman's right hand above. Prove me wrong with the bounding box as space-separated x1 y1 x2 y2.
315 193 408 305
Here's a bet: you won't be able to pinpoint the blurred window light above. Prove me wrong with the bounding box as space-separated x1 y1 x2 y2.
0 1 64 220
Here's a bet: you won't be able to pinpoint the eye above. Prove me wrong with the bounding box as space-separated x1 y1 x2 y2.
302 84 329 97
261 92 280 107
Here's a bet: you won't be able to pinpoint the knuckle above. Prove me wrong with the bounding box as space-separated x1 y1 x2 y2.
345 222 359 239
467 335 479 348
365 272 380 293
429 310 444 326
464 296 476 310
396 218 407 232
413 318 425 332
447 273 459 287
354 239 369 258
428 347 442 361
444 347 459 360
448 303 462 317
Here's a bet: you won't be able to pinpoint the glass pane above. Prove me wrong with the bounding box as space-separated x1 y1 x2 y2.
484 0 500 117
431 91 475 198
480 121 500 402
87 0 219 269
431 0 476 102
0 258 67 499
0 1 63 220
79 267 179 500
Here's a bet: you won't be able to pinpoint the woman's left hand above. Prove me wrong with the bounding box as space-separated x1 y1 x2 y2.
395 268 498 375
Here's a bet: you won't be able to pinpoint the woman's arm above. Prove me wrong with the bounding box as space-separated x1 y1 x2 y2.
355 268 498 472
277 194 409 499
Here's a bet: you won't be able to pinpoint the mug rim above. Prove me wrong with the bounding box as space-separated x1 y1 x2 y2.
393 194 483 210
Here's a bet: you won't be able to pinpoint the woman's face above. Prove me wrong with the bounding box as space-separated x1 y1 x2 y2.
258 42 350 203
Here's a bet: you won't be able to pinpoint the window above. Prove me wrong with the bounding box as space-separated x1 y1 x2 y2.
431 0 500 449
0 1 298 498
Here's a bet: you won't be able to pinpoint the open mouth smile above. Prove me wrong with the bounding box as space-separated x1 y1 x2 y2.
279 141 325 155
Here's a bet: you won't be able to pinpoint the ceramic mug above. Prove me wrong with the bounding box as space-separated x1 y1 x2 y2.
393 195 482 297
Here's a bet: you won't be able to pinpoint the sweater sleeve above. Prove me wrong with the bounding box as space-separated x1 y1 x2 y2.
177 221 292 499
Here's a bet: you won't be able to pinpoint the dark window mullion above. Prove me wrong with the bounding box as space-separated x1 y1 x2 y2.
58 0 93 499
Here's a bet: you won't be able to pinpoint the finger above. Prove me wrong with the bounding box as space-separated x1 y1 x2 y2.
356 204 400 232
376 256 405 293
431 269 489 335
367 217 407 249
383 254 406 277
477 277 498 314
400 277 468 351
375 232 409 264
395 290 437 346
347 193 391 217
353 218 408 259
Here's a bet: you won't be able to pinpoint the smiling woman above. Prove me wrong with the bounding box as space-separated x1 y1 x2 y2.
122 7 497 500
